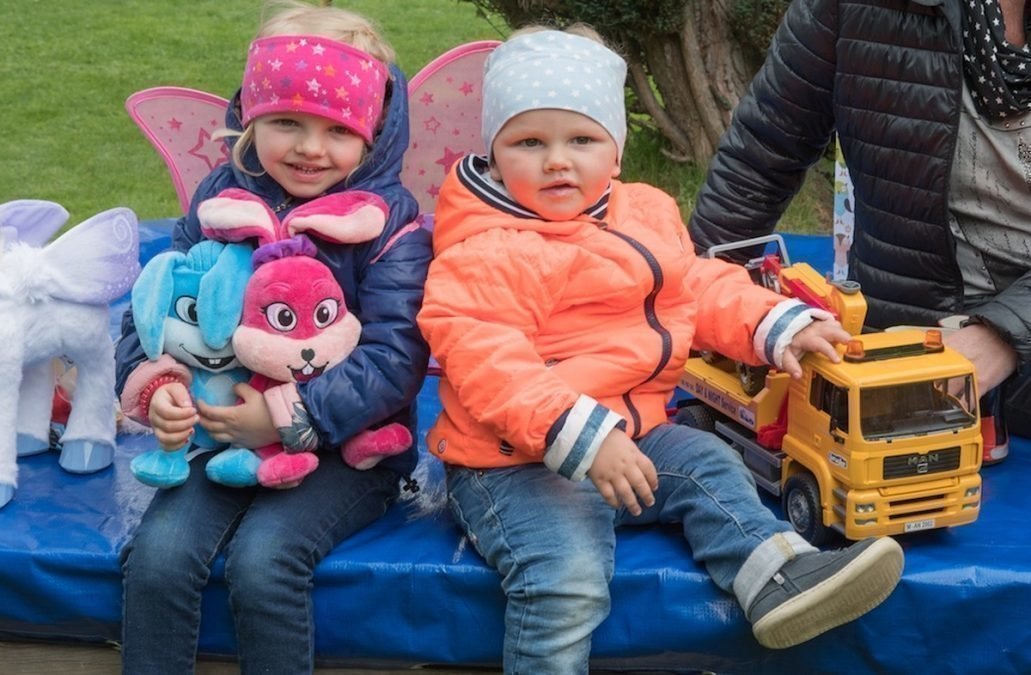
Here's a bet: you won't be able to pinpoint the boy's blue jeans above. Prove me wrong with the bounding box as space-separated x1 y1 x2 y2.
446 422 798 675
120 450 400 675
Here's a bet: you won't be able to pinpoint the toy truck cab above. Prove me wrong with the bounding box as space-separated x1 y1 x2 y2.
778 329 982 543
678 236 983 544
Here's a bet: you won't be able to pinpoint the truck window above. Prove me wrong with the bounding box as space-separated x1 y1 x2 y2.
810 373 849 433
859 375 976 440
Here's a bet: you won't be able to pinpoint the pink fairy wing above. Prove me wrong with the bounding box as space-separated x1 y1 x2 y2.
126 87 231 213
402 41 500 217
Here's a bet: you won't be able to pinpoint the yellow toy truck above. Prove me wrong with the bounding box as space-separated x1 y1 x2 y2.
678 237 983 544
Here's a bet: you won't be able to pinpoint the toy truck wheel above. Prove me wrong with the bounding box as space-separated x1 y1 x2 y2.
736 362 770 397
674 404 716 433
782 472 832 546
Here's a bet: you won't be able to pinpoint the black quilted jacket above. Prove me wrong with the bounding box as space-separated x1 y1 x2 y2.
689 0 1031 368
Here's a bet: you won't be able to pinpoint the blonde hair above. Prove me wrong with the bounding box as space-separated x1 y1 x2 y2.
508 22 611 51
226 0 395 174
256 0 395 64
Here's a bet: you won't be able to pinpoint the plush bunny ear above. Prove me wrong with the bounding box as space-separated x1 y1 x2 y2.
0 199 69 248
197 242 254 350
198 188 282 246
283 191 389 245
133 250 184 360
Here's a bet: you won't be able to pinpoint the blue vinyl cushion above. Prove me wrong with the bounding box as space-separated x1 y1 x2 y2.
1 225 1028 672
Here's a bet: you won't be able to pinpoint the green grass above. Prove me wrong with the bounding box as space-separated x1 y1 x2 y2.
0 0 829 232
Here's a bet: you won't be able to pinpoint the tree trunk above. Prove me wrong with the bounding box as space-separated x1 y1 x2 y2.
461 0 770 166
627 0 754 164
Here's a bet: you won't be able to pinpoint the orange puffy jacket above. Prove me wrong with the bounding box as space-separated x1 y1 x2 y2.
418 159 786 477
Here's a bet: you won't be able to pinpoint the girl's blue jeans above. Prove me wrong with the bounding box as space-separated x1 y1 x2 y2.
446 422 795 675
120 450 400 675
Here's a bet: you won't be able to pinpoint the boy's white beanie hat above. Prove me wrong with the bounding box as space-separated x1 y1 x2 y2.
481 30 628 158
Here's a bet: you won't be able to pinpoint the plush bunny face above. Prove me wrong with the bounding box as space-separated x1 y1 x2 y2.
232 256 360 383
162 267 240 373
132 240 253 373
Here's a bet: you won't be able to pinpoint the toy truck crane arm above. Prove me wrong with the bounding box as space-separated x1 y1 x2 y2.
699 234 866 395
703 233 867 337
759 254 868 337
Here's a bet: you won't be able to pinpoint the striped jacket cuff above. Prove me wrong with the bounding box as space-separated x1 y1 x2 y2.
543 395 624 481
753 300 833 368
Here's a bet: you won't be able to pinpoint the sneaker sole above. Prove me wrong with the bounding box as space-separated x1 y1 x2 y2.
752 537 904 649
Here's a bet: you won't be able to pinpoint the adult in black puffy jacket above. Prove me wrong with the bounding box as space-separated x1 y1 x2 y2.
690 0 1030 439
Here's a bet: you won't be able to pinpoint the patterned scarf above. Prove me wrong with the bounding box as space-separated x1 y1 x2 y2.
962 0 1031 120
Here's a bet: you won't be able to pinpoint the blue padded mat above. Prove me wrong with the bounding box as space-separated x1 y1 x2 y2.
1 226 1029 672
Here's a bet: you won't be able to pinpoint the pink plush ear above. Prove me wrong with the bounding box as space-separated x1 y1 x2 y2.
198 188 282 246
284 191 389 244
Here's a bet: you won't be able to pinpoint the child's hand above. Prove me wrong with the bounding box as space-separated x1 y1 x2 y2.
587 428 659 516
781 318 851 378
148 382 198 450
197 382 279 449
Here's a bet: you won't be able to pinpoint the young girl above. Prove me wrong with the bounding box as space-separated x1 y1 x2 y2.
114 2 430 672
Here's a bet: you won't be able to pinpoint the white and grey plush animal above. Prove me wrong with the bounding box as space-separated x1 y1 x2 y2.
0 200 140 508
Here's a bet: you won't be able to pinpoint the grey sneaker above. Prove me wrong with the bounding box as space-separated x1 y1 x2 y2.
747 536 904 649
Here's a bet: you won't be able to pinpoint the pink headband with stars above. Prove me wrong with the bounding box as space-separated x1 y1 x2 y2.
241 34 388 144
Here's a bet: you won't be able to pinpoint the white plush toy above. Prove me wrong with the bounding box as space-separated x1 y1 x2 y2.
0 200 140 509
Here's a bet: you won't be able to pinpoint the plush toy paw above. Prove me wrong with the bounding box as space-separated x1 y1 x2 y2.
0 484 14 509
342 424 412 470
206 448 261 487
16 432 50 457
131 448 190 488
59 439 115 474
257 451 319 489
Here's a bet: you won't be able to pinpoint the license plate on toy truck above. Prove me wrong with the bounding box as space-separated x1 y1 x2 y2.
905 519 935 533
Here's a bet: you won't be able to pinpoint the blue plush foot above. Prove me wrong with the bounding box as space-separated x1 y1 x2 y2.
59 439 115 474
131 448 190 488
0 484 14 509
16 433 50 457
206 448 260 487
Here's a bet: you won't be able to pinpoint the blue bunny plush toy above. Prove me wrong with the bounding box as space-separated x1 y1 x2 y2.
120 240 254 488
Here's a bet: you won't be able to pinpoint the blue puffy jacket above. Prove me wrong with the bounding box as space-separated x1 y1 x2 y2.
116 64 431 477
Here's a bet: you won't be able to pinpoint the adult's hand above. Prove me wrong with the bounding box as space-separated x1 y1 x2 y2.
944 323 1019 393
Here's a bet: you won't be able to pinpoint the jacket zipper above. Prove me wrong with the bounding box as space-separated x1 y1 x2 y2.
605 227 673 438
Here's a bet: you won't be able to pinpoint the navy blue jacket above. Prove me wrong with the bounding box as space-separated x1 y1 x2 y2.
116 64 431 477
689 0 1031 368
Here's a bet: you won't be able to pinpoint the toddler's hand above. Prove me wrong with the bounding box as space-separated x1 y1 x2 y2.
587 428 659 516
197 382 279 449
148 382 197 450
781 317 851 379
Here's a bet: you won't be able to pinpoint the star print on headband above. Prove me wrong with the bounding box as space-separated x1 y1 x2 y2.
241 34 388 144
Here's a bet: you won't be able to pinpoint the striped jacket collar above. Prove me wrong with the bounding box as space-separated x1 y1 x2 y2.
455 154 610 221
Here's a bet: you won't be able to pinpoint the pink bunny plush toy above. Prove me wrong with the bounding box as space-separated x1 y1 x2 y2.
197 188 412 489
